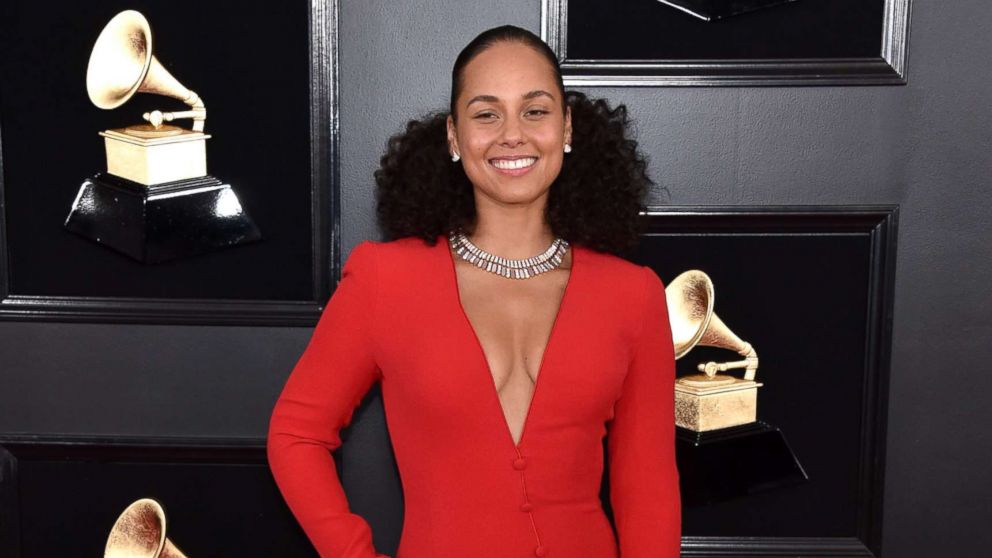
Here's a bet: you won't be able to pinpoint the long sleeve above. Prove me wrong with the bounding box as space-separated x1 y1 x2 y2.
607 265 682 557
267 240 390 558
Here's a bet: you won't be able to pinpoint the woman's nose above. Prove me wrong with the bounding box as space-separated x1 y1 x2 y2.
499 115 524 146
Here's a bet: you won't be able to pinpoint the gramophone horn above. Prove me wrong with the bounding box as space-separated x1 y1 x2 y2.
105 498 188 558
665 269 715 359
86 10 205 131
666 270 759 381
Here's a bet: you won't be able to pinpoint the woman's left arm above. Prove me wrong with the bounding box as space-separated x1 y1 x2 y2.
607 265 682 557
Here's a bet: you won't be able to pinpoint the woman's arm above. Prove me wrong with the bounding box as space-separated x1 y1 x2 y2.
607 265 682 557
267 241 390 558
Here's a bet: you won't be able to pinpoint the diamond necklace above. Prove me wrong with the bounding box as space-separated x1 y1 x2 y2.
448 229 569 280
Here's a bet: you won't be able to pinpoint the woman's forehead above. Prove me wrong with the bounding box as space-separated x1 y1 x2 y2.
458 43 560 101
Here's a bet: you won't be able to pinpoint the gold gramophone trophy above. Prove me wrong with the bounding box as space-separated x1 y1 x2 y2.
667 270 762 432
666 270 807 505
64 10 260 263
105 498 188 558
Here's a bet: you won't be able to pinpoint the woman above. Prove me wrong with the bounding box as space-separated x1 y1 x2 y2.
268 25 680 558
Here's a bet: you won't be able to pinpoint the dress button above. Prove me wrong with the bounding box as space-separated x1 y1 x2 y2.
520 502 534 512
534 545 547 557
512 457 527 470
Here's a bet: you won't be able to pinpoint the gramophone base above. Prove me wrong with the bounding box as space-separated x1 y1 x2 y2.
64 172 261 264
675 378 763 431
101 128 210 185
675 421 807 507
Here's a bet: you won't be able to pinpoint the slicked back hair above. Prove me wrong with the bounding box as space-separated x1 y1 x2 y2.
449 25 566 121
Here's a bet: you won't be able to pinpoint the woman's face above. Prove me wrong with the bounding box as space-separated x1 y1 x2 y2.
447 41 572 209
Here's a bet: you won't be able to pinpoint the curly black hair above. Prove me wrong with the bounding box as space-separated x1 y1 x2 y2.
374 27 655 257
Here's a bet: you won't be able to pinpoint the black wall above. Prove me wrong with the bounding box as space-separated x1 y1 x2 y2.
2 0 990 556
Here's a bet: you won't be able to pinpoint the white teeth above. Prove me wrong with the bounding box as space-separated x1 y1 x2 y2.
491 157 537 170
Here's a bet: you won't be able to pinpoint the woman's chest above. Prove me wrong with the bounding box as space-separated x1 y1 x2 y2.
374 290 637 427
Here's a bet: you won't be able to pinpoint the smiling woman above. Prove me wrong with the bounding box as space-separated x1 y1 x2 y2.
375 27 653 256
446 41 572 211
268 25 680 558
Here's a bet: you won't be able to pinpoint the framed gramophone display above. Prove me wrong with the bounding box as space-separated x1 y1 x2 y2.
0 438 321 557
64 10 261 265
0 1 339 325
663 268 808 508
627 206 897 557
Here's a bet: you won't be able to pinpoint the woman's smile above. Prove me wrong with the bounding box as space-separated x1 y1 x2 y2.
489 155 539 175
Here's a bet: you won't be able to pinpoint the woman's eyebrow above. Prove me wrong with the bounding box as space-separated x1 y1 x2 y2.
466 94 499 107
466 90 556 107
523 90 555 101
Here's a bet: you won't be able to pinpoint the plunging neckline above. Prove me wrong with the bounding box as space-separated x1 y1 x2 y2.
443 235 579 450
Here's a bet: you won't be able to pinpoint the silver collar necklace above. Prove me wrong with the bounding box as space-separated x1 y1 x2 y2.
448 229 569 280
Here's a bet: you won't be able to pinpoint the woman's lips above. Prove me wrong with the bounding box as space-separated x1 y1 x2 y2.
489 156 537 176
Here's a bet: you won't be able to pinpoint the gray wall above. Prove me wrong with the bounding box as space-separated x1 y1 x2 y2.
2 0 990 555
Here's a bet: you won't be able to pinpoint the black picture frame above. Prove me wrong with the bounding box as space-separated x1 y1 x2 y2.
631 206 897 556
541 0 912 86
0 0 340 326
0 435 318 557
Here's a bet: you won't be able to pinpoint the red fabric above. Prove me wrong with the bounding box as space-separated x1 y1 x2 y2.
268 235 681 558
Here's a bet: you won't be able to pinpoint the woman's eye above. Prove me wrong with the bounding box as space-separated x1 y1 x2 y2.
526 109 550 117
474 112 498 120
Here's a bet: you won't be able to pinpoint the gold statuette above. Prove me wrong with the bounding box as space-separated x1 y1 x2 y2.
666 270 762 432
65 9 261 263
86 10 209 186
105 498 188 558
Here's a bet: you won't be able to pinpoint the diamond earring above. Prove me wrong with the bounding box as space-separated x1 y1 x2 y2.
564 143 572 154
451 152 460 162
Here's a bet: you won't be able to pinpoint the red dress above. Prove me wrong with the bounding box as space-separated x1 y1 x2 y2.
267 234 681 558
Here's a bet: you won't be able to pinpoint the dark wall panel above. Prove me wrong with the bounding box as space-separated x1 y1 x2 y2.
0 441 317 557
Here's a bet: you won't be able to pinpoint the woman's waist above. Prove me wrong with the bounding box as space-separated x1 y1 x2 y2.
400 472 606 513
397 503 617 558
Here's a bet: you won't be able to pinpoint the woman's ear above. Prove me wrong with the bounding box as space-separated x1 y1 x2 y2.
564 106 573 146
446 114 459 158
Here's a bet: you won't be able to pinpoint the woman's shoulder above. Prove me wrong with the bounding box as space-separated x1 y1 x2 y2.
347 235 444 280
577 244 668 322
574 244 664 342
361 234 438 260
578 243 654 285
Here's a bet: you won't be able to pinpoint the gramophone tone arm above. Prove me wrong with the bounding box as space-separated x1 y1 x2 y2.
697 358 746 374
144 109 207 129
696 343 759 380
142 89 207 131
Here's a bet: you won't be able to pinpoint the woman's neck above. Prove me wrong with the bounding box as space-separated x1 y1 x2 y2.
463 218 557 259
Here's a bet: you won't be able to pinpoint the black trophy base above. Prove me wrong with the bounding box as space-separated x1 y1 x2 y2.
64 172 262 264
676 421 808 507
658 0 799 21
